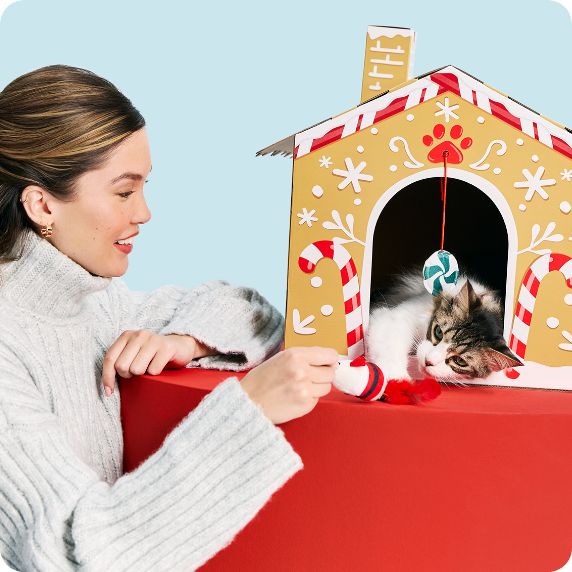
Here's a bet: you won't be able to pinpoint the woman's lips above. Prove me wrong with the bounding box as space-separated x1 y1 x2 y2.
113 243 133 254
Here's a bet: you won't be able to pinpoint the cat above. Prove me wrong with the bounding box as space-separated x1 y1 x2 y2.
366 271 523 383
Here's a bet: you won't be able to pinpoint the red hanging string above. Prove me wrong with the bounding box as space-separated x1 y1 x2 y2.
439 150 449 251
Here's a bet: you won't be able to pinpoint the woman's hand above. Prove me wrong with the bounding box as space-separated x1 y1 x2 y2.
240 346 338 425
101 331 213 396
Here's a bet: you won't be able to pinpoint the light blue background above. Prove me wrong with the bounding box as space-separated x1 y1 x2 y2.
1 0 571 313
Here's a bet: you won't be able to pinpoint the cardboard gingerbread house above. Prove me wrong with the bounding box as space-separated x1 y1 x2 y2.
259 26 572 390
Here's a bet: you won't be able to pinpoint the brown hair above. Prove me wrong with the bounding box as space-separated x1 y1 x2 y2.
0 64 145 263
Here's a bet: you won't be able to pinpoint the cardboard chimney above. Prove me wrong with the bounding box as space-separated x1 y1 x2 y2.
259 26 572 390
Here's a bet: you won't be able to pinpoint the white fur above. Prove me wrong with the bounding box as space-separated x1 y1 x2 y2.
366 296 433 380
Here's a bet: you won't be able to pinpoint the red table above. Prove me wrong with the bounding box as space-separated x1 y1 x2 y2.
121 369 572 572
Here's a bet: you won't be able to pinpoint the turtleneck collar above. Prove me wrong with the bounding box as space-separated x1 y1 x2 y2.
0 228 112 319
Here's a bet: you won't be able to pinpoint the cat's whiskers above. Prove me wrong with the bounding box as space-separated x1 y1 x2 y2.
440 373 469 388
411 334 423 351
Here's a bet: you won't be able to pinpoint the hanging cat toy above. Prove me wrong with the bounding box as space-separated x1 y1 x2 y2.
333 151 457 405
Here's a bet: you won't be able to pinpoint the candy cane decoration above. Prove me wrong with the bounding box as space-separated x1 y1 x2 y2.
298 240 364 359
508 252 572 377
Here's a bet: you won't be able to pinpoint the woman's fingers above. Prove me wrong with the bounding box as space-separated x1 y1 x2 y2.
127 337 164 376
101 333 131 393
311 382 332 398
102 330 166 395
147 344 177 375
310 364 337 384
113 333 153 378
297 346 339 367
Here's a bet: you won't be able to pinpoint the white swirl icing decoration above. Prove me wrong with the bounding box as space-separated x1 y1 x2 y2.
389 136 425 169
469 139 507 171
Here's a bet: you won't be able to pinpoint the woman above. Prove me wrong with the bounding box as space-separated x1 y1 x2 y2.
0 65 336 571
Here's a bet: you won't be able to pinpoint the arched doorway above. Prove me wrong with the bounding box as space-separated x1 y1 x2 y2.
361 168 518 337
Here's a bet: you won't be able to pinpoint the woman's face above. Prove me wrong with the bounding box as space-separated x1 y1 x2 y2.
24 127 152 277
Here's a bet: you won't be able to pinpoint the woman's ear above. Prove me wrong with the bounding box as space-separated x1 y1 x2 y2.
20 185 54 227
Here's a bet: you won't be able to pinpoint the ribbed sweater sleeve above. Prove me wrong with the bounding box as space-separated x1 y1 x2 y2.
105 278 284 371
0 347 303 571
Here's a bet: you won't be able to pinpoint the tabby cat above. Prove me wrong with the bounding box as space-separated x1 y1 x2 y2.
366 272 523 383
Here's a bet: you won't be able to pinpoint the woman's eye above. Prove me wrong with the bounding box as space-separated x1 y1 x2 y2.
452 356 468 367
118 191 134 199
433 324 443 341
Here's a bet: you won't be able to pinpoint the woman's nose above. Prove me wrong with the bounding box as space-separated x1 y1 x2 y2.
135 196 152 224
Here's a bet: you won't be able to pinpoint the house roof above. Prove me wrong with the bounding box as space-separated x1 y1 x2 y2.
257 65 572 161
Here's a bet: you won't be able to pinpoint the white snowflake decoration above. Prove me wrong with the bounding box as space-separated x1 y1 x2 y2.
513 166 556 201
297 207 318 227
561 169 572 182
319 155 333 168
434 97 460 122
332 158 373 193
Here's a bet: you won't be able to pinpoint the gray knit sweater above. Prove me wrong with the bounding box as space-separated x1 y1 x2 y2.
0 228 302 571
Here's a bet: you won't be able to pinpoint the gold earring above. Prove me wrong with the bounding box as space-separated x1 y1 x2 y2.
40 224 53 238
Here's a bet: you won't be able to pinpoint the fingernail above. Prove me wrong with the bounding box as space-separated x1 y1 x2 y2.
104 387 113 397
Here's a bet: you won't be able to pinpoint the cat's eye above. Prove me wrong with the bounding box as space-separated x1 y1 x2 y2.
452 356 468 367
433 324 443 341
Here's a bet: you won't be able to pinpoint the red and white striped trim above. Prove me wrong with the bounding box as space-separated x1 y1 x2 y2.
351 356 387 401
298 240 365 359
430 71 572 160
509 252 572 363
293 66 572 161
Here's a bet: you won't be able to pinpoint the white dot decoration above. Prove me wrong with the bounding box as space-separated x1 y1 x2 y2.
310 276 322 288
357 145 364 153
321 305 333 316
546 317 560 329
516 138 524 146
371 127 379 135
565 294 572 305
519 204 527 212
531 154 539 163
477 116 485 124
560 201 571 214
389 165 398 172
354 198 362 206
406 114 415 121
493 167 501 175
312 185 324 198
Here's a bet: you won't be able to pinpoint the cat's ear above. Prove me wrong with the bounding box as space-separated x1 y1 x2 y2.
455 280 479 312
484 344 524 372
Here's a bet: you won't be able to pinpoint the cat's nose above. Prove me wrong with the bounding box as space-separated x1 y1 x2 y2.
425 357 435 367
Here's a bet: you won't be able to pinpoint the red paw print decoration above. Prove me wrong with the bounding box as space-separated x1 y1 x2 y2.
423 123 472 164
